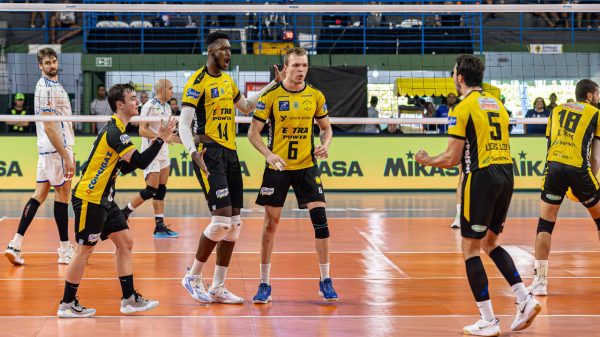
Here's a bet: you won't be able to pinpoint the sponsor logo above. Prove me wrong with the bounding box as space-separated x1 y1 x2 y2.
564 102 584 111
315 176 322 185
260 187 275 196
87 151 112 191
220 88 225 95
215 188 229 199
293 101 300 110
584 197 596 205
120 134 131 144
186 88 200 99
478 97 500 111
448 116 457 126
88 233 101 243
471 224 487 233
279 101 290 111
323 103 328 112
256 101 266 110
280 115 287 122
211 87 220 98
545 193 562 201
303 100 313 111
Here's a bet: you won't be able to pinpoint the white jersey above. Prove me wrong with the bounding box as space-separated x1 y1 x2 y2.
34 76 75 154
141 97 171 160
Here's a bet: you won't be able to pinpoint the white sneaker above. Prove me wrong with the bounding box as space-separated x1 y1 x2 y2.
181 270 212 303
209 285 244 304
463 318 500 336
527 279 547 296
5 241 25 265
57 298 96 318
120 292 159 314
450 218 460 228
58 245 74 264
511 294 541 331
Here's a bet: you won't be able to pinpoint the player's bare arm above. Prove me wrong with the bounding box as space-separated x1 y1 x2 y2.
234 65 285 115
415 137 464 169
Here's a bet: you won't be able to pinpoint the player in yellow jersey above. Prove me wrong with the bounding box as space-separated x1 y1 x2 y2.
57 83 176 318
528 79 600 296
178 32 283 304
416 55 540 336
247 47 337 303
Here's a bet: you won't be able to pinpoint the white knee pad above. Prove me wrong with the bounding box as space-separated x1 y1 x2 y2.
223 215 242 242
203 216 232 242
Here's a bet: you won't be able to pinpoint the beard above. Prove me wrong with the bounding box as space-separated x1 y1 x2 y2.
44 69 58 77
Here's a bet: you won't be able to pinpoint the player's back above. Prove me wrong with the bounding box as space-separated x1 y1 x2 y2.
546 101 600 168
34 76 74 152
449 91 511 173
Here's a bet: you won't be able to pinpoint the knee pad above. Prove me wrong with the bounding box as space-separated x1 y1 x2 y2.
537 218 555 234
153 184 167 200
310 207 329 239
202 216 232 242
223 215 242 242
595 218 600 231
139 185 158 201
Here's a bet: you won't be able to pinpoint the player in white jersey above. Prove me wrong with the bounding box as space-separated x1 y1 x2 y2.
121 79 181 238
5 48 75 266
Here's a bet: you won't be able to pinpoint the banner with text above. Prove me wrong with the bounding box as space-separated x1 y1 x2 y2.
0 136 548 191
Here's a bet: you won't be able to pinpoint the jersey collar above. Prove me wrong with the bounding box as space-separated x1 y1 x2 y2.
281 82 307 94
111 115 127 132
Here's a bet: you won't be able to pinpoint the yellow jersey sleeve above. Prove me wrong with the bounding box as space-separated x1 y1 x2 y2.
448 105 467 139
231 79 241 103
253 91 272 123
181 75 204 109
595 109 600 139
315 92 328 119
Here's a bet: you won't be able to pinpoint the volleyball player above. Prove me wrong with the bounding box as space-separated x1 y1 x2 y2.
415 55 540 336
178 31 283 304
248 47 338 303
57 83 175 317
528 79 600 296
121 79 181 238
5 47 75 266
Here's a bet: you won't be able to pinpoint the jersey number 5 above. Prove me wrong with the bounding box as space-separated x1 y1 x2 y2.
487 111 502 140
557 110 582 133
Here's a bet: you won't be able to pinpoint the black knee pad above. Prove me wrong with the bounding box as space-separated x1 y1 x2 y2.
309 207 329 239
595 218 600 231
537 218 555 234
139 185 158 201
154 184 167 200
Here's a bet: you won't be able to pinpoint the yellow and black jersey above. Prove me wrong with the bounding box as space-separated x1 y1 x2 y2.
546 101 600 168
448 90 512 173
253 82 328 170
74 115 135 207
181 66 241 150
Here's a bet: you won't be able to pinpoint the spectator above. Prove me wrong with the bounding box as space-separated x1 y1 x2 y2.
525 97 550 135
5 93 33 133
90 84 112 134
435 92 459 133
384 123 404 135
50 0 81 44
423 102 438 133
566 98 575 103
364 96 381 133
548 92 558 111
169 98 180 116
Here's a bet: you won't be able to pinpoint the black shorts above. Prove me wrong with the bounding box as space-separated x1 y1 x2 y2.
461 164 513 239
72 196 129 246
541 161 600 207
192 143 243 211
256 165 326 208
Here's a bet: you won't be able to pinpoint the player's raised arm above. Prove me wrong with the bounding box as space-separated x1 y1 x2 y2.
235 65 284 115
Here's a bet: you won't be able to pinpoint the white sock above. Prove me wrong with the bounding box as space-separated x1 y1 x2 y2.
319 263 330 280
455 203 461 219
260 263 271 285
476 299 495 322
190 258 205 276
231 215 241 225
512 283 529 302
12 233 23 249
127 202 135 211
155 214 164 218
59 241 70 251
212 265 228 288
533 260 548 282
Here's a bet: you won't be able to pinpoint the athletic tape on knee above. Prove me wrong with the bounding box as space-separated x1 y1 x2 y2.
153 184 167 200
310 207 329 239
139 185 158 201
203 216 232 242
537 217 555 234
594 218 600 231
223 215 242 242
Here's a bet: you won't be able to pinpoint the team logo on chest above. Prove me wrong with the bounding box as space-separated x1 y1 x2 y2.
279 101 290 111
211 87 220 98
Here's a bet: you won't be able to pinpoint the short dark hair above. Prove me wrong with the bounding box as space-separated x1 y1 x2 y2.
206 31 229 48
97 84 105 90
370 96 378 105
37 47 57 64
454 54 484 88
575 79 599 102
169 98 177 103
108 83 136 113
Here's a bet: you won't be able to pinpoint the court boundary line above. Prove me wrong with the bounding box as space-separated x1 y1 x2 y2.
1 276 597 281
12 250 600 254
1 216 595 220
2 314 600 319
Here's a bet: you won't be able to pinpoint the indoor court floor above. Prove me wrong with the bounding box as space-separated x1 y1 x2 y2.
0 191 598 336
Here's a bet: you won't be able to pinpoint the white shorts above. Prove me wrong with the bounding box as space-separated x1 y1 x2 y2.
144 158 170 179
36 149 74 187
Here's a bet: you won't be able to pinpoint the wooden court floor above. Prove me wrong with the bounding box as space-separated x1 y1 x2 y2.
0 193 599 336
